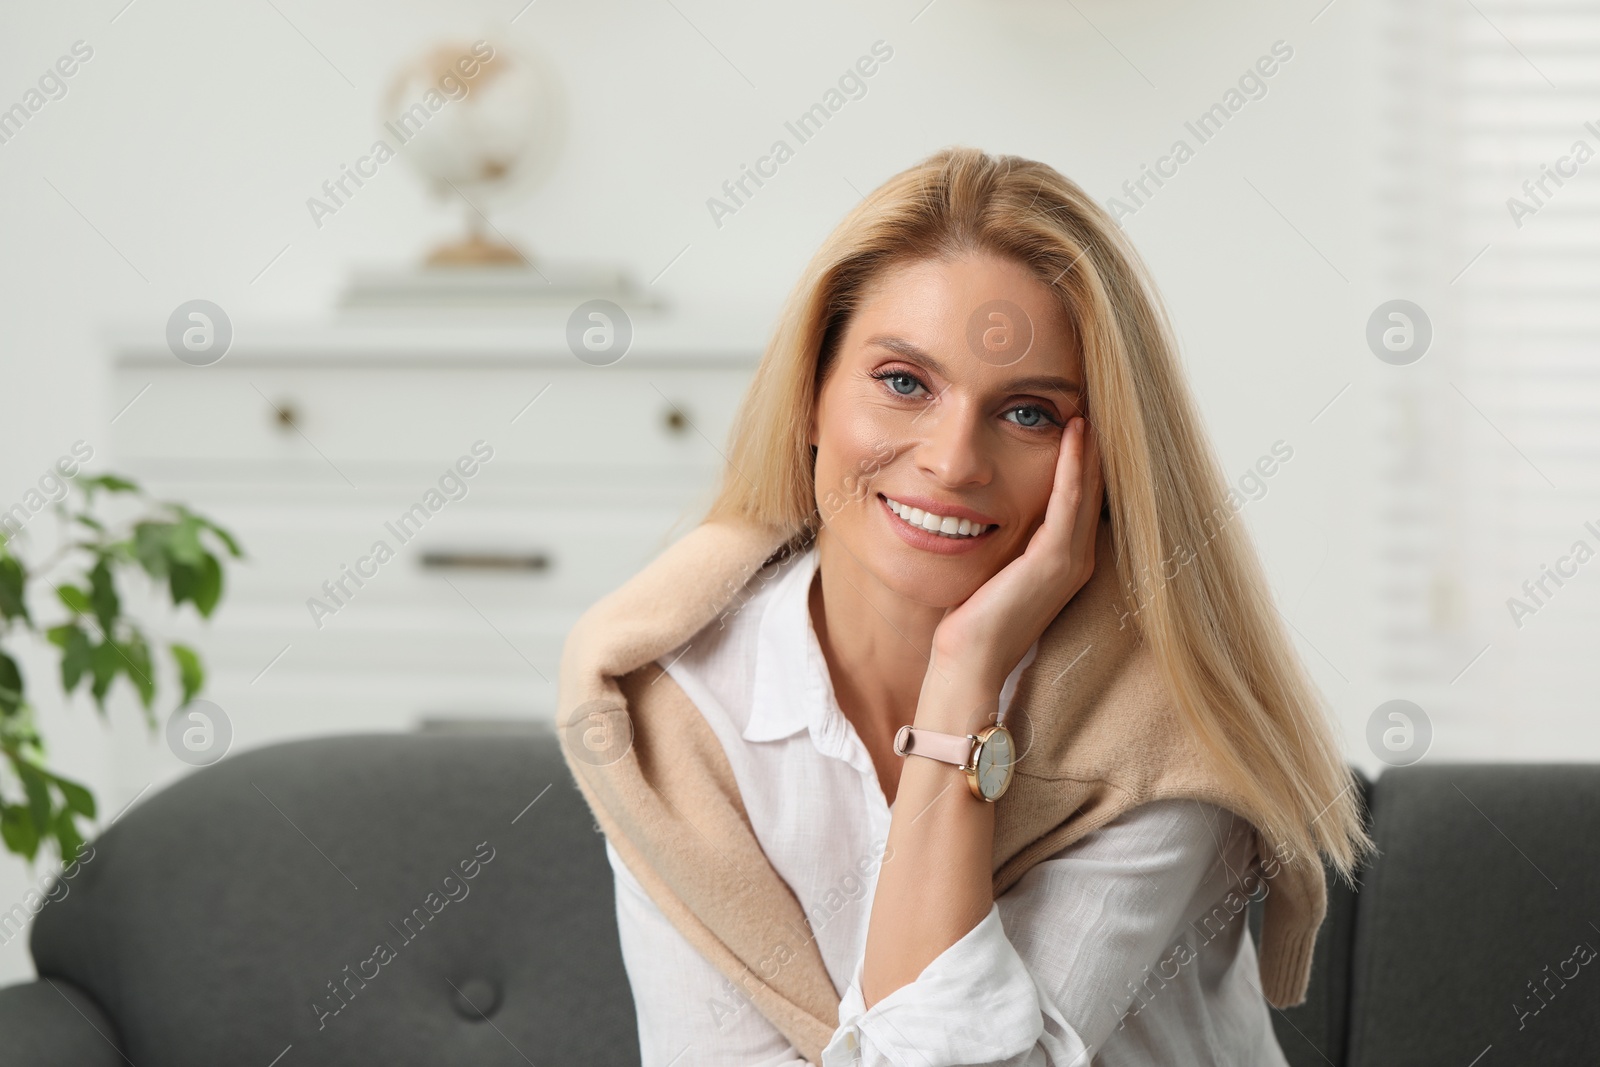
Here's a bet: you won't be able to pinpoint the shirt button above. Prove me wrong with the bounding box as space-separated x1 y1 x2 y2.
844 1027 858 1050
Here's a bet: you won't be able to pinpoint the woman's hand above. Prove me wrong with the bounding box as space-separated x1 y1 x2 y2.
926 415 1104 698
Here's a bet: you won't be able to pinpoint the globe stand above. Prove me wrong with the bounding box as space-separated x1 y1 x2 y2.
425 232 528 267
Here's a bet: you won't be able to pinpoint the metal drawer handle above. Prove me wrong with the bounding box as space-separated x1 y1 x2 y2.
420 551 552 573
271 400 300 431
662 405 691 435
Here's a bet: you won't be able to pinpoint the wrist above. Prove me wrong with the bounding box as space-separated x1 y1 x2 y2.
914 668 1003 735
927 640 1007 693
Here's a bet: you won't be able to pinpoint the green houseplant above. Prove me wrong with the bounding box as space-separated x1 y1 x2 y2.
0 469 241 865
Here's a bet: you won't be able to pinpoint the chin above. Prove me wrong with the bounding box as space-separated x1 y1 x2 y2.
839 490 1015 608
874 559 988 610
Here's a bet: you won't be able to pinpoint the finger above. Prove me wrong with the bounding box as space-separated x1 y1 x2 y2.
1032 417 1087 562
1079 418 1103 514
1069 418 1104 561
1039 417 1083 534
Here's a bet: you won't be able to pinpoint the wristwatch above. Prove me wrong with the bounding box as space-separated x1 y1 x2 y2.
893 723 1016 802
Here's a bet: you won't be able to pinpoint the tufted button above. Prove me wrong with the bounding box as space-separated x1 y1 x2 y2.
451 977 502 1021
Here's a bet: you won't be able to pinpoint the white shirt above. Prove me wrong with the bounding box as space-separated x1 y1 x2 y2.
604 544 1290 1066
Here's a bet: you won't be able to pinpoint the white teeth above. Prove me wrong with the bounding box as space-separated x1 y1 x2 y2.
882 496 991 539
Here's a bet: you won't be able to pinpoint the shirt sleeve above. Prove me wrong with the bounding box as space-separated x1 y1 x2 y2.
819 799 1256 1067
605 838 813 1067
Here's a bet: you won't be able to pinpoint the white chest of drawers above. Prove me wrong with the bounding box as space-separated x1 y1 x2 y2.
106 316 761 759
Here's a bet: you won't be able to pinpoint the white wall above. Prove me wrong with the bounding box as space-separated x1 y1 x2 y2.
0 0 1405 984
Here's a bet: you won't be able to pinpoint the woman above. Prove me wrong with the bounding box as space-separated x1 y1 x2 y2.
557 146 1371 1065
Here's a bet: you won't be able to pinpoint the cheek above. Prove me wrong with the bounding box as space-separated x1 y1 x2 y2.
815 390 894 496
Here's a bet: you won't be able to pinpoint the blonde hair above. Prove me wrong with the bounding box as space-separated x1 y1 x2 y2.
703 146 1372 882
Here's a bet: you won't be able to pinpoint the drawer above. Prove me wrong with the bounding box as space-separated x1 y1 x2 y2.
110 363 756 469
197 491 704 615
113 470 711 695
165 601 575 685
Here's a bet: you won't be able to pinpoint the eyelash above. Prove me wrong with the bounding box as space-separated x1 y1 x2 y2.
867 368 1063 431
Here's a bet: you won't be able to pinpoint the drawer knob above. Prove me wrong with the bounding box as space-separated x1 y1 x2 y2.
662 406 690 435
273 401 300 431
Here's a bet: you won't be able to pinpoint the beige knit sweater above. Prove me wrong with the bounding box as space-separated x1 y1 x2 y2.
556 514 1325 1065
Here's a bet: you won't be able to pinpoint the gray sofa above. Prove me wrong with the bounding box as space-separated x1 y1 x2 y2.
1 727 1596 1065
1252 763 1600 1066
0 730 640 1066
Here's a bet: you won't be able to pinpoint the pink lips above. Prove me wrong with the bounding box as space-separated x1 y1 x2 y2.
877 493 997 556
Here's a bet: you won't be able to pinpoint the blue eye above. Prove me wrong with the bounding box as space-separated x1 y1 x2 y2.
871 370 926 397
1004 405 1055 429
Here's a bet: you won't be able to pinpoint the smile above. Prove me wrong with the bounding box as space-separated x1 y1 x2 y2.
881 495 994 539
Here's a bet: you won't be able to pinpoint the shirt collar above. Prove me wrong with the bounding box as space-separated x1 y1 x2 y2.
743 546 825 743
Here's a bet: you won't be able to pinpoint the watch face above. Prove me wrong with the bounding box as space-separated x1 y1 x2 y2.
974 727 1015 800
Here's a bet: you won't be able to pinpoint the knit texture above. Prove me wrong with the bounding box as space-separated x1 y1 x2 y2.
556 515 1326 1065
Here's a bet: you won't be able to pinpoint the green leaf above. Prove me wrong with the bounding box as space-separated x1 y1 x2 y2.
17 760 52 837
168 560 198 609
171 505 244 561
89 639 121 710
51 773 96 819
0 651 22 716
52 807 84 865
169 555 222 617
120 631 154 710
0 707 42 751
203 519 243 559
133 522 172 579
55 625 91 692
167 517 205 567
82 474 141 494
170 643 204 705
73 513 106 532
88 558 119 634
56 584 91 615
193 553 222 617
0 804 39 861
0 554 27 624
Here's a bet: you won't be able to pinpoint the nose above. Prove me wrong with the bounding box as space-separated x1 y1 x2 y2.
914 397 993 489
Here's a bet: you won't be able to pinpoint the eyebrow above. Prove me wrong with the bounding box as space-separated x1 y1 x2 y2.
864 334 1085 396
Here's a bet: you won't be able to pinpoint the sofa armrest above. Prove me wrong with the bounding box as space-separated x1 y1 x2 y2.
0 977 126 1066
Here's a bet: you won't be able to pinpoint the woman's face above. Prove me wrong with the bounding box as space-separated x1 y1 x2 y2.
810 252 1089 609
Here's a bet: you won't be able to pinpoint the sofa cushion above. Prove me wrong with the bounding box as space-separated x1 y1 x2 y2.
0 976 126 1066
28 729 639 1067
1348 763 1600 1066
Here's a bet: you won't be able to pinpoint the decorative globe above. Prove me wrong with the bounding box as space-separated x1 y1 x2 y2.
381 38 565 265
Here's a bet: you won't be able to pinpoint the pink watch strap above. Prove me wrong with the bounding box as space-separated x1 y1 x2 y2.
893 724 976 769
